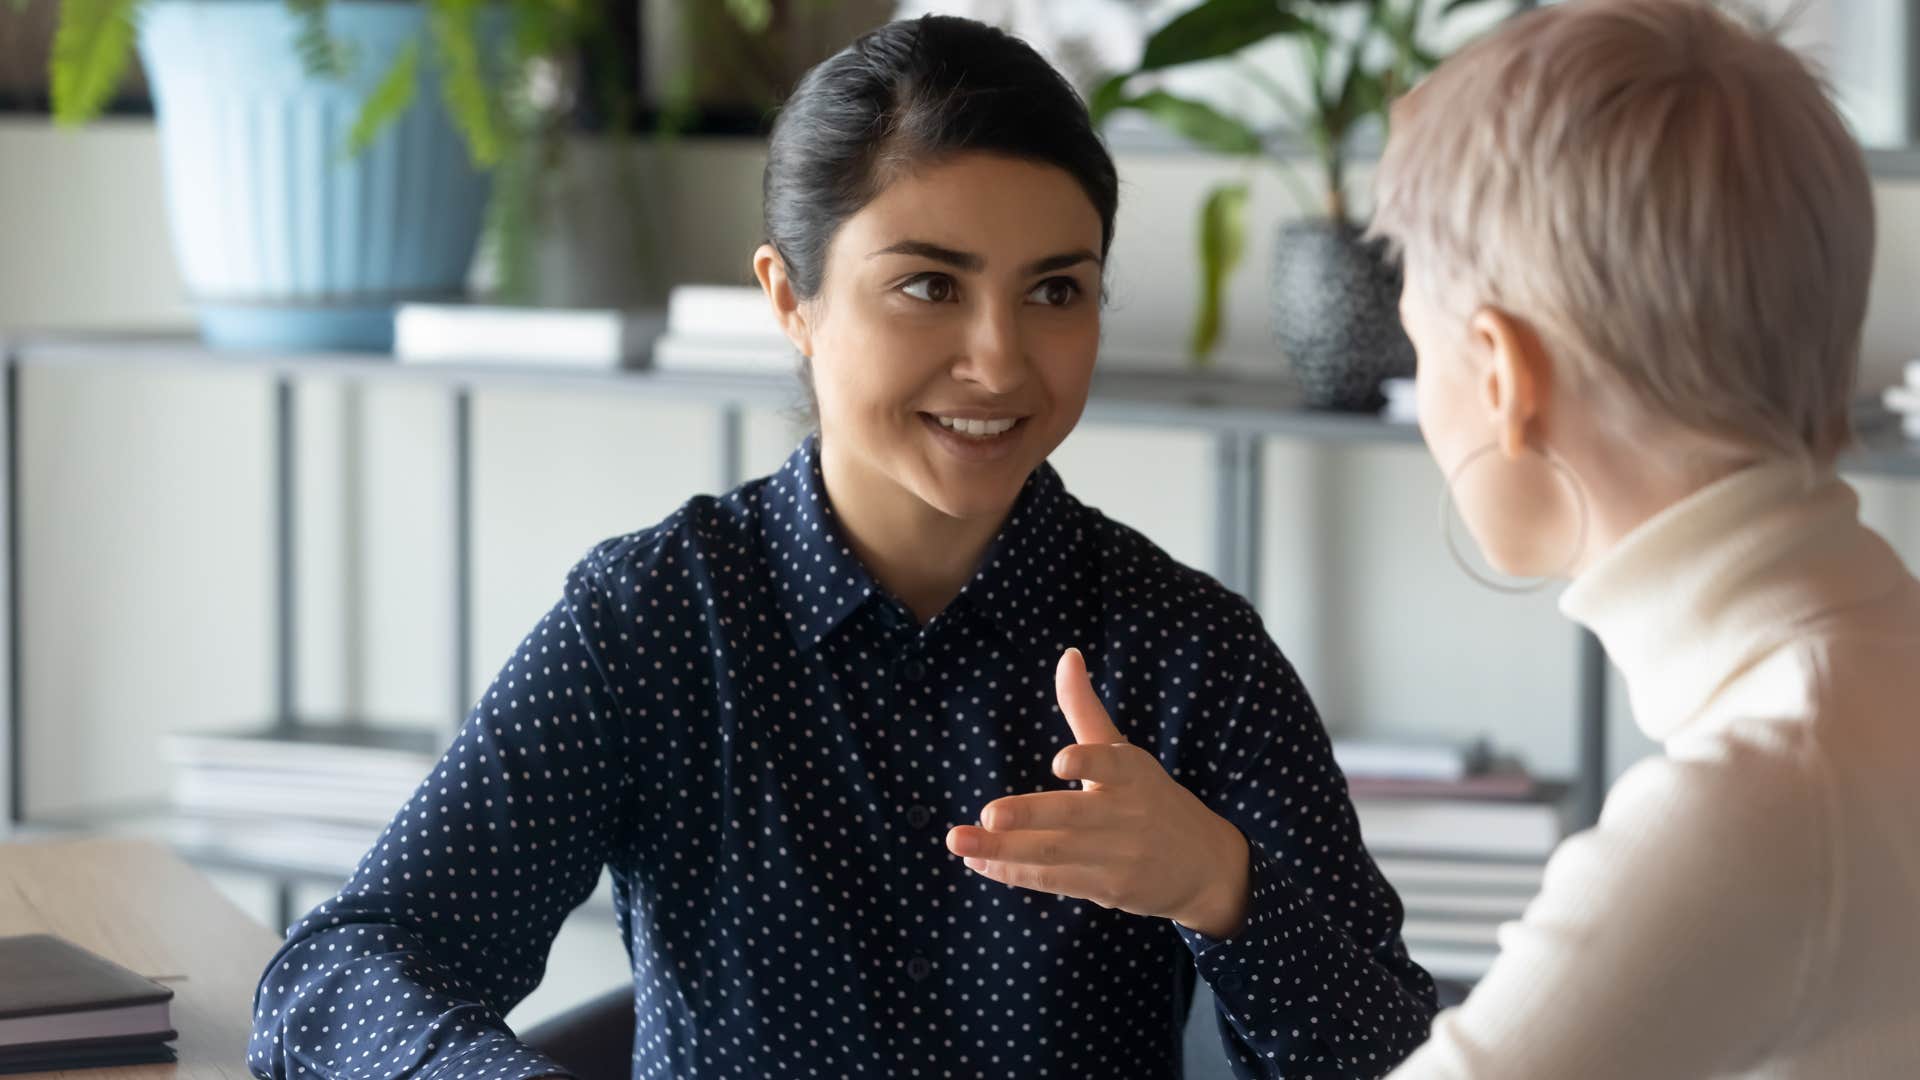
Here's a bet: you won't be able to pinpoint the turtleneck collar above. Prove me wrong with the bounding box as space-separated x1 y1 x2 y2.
1558 458 1904 742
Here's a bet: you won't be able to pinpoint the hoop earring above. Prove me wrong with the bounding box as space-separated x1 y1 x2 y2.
1438 441 1590 595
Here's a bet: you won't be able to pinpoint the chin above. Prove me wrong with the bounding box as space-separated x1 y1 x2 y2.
907 418 1057 515
915 473 1028 522
1484 553 1528 577
1484 545 1557 579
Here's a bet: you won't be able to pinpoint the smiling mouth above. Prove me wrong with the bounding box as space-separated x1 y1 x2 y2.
925 414 1024 439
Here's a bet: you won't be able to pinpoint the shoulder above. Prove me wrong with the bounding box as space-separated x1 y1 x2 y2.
1425 736 1835 1075
572 483 769 596
1557 736 1828 938
1074 499 1274 653
547 486 774 691
1607 737 1822 847
1652 644 1841 874
1507 738 1835 1049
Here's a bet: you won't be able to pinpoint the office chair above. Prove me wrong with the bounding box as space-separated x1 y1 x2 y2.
519 986 636 1080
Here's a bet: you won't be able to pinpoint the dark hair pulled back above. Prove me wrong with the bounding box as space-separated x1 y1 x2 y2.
763 15 1120 303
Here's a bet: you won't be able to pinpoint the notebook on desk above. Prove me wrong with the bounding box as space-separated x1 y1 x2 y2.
0 934 177 1074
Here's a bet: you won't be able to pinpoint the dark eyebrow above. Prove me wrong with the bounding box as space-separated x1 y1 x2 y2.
868 240 984 272
867 241 1102 277
1024 250 1101 276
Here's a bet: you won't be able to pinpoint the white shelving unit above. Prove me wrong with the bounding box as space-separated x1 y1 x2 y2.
27 332 1917 916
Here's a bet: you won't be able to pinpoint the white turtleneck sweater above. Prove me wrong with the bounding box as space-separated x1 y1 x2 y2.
1386 460 1920 1079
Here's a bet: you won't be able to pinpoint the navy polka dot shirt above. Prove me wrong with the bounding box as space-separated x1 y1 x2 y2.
248 436 1435 1079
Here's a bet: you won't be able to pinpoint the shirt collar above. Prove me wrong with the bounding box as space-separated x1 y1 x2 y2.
949 459 1090 655
760 436 1087 653
759 435 879 651
1558 458 1903 742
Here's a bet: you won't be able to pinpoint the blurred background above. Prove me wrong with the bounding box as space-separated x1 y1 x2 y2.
0 1 1915 1076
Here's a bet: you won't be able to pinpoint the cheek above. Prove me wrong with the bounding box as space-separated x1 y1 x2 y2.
1037 316 1099 406
1415 359 1477 471
811 311 941 418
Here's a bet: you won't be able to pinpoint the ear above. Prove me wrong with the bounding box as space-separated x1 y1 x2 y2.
1468 307 1552 460
753 244 814 358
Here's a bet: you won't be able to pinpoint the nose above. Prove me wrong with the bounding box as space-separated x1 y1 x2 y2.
951 298 1028 395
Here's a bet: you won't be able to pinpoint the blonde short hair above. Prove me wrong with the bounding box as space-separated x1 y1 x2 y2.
1369 0 1875 465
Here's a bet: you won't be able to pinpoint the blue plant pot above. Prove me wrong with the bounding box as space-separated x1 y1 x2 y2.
138 1 493 352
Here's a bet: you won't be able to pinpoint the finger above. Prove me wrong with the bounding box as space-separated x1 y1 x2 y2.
962 858 1105 904
945 825 1086 867
979 790 1103 832
1057 648 1126 747
1052 742 1146 788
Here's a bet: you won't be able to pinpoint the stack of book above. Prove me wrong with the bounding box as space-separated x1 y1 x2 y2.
1379 376 1417 424
394 303 666 369
0 934 177 1073
1880 361 1920 439
1334 737 1572 983
164 723 441 880
390 285 796 375
652 284 797 374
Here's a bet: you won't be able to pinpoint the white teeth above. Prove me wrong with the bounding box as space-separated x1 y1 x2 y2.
935 415 1018 438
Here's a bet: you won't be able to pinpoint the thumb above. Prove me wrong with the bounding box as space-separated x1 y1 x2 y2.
1056 648 1125 745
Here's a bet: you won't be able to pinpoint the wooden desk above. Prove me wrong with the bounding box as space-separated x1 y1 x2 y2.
0 838 280 1079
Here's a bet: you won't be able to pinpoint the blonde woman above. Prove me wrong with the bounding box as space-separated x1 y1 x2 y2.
1368 1 1918 1077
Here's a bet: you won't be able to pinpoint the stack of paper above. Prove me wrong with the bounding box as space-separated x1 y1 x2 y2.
1375 854 1546 981
165 723 441 880
653 284 799 374
1336 737 1570 982
394 303 666 369
1879 360 1920 438
1380 376 1418 424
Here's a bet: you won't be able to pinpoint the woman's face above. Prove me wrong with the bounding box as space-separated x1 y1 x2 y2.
797 152 1105 523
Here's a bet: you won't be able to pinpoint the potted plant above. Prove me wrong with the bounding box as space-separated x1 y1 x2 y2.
41 0 819 352
1092 0 1511 409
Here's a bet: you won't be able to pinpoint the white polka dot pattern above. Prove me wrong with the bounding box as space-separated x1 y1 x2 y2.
247 436 1436 1079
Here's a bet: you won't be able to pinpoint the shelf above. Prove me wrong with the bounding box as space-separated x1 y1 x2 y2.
20 802 379 889
170 841 365 887
14 333 1920 473
1837 410 1920 479
7 805 349 883
4 331 1426 443
14 331 1920 899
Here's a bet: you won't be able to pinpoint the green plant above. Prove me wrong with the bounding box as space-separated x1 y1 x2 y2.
40 0 814 302
1091 0 1510 362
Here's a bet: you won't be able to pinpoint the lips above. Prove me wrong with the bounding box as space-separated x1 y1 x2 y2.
917 411 1028 461
930 414 1019 438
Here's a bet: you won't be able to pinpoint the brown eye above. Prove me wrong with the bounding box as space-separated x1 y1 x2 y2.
902 274 957 303
1027 277 1080 307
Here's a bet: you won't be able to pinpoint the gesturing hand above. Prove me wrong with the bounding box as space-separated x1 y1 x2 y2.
944 647 1252 939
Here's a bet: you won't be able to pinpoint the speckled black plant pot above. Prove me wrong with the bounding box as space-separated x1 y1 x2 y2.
1269 218 1415 412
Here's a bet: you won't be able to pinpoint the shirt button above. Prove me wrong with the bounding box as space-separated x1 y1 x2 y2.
907 805 932 829
1216 972 1245 994
907 956 934 982
900 658 927 682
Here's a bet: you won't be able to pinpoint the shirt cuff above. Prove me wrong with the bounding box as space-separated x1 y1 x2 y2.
1175 838 1315 1019
423 1026 578 1080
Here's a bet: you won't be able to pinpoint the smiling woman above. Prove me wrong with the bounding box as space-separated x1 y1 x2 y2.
756 152 1107 621
245 15 1436 1080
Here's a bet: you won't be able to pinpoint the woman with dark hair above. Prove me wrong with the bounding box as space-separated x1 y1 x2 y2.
248 16 1435 1080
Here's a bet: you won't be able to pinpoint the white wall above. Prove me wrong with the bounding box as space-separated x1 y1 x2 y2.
4 119 1920 1027
1767 0 1916 148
